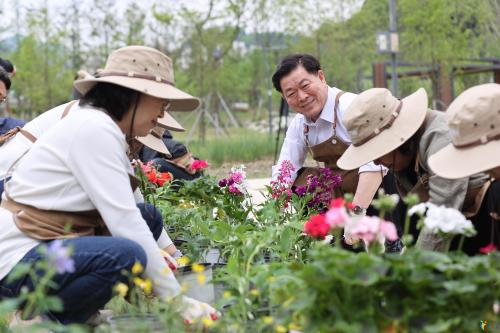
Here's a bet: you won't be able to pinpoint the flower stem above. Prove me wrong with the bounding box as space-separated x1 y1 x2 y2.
457 235 465 253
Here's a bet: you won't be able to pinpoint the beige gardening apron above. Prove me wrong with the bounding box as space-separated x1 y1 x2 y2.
293 91 359 196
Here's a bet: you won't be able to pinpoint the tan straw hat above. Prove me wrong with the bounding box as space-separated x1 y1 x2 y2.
337 87 428 170
136 126 171 157
428 83 500 179
157 111 185 132
74 46 200 111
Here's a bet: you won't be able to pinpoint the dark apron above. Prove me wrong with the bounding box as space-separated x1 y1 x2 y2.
293 91 359 196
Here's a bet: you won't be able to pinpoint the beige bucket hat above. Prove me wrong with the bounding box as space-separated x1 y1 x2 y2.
136 126 171 157
337 87 428 170
74 46 200 111
157 111 185 132
428 83 500 179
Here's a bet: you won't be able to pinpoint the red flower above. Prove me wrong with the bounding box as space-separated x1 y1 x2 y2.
304 214 330 239
157 172 172 186
479 243 498 254
147 170 158 183
191 160 209 171
330 198 345 209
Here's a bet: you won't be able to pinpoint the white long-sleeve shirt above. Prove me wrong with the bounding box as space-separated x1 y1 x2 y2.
0 102 173 249
0 108 180 298
272 86 386 181
0 102 73 179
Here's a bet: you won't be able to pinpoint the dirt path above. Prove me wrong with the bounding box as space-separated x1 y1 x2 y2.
207 157 275 179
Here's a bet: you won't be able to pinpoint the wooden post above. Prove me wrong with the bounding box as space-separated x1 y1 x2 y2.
436 62 453 110
373 63 387 88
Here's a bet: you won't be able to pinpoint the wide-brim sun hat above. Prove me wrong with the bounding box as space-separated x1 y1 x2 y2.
428 83 500 179
136 126 171 157
337 87 428 170
157 111 184 132
73 45 200 112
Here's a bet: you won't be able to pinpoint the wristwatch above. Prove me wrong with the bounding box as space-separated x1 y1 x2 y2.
352 205 367 215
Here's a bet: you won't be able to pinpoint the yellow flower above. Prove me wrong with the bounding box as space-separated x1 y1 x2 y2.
288 322 302 330
192 263 204 273
250 289 260 297
197 273 206 285
133 277 152 294
202 317 214 328
142 279 152 294
131 261 143 275
223 291 232 298
267 276 275 283
275 324 287 333
177 256 190 266
262 316 273 325
114 282 128 297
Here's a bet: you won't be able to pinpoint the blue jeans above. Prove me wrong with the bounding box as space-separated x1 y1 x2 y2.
0 203 165 324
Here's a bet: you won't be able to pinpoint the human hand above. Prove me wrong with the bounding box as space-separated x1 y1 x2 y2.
181 296 218 323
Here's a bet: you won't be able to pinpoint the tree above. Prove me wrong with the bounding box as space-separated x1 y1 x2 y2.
124 3 146 46
398 0 494 108
9 1 73 116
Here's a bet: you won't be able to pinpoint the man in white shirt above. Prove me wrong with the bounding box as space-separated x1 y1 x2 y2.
272 54 385 212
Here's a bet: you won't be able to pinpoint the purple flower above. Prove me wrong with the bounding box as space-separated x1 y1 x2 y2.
295 186 307 197
46 240 75 274
218 178 228 187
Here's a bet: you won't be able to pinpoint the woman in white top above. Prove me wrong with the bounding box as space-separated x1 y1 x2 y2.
0 46 215 324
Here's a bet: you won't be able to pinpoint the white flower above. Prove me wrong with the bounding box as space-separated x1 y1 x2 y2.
423 204 475 236
408 202 430 216
389 194 400 206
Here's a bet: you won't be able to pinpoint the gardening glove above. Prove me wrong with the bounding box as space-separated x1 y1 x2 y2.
181 296 218 323
343 213 365 245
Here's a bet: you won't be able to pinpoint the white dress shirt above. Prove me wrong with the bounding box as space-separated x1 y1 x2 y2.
272 86 386 181
0 102 173 249
0 108 180 298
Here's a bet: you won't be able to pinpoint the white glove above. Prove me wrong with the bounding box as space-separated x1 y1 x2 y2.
343 214 364 245
180 296 218 322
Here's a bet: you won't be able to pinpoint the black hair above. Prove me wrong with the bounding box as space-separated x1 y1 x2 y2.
0 67 11 90
271 54 322 93
0 58 14 74
79 82 139 121
398 125 425 156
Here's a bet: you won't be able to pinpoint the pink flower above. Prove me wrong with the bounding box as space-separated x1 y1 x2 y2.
325 206 349 228
191 160 209 171
379 221 398 241
349 216 380 244
228 184 241 194
304 214 330 239
141 161 153 174
230 171 244 184
479 243 498 254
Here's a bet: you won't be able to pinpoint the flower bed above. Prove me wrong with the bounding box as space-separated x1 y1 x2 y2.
1 161 498 333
